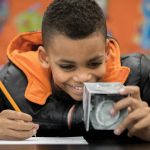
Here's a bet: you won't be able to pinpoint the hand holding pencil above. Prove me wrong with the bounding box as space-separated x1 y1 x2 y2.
0 110 39 140
0 81 39 140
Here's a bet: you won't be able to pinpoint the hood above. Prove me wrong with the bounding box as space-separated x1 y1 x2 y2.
7 32 130 105
7 32 51 105
101 37 130 83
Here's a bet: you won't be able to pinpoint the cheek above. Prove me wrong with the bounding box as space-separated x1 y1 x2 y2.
51 67 70 86
93 64 106 79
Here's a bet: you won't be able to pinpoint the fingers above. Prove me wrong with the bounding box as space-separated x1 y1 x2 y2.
0 112 39 131
111 85 147 115
119 86 141 100
111 97 144 115
9 120 39 131
0 110 39 140
0 128 36 140
128 110 150 136
0 110 32 122
114 108 150 135
110 85 150 140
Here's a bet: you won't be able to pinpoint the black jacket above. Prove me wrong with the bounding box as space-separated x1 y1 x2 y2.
0 53 150 141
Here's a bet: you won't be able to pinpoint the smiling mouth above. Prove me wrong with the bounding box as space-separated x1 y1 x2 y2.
67 84 84 95
68 84 83 89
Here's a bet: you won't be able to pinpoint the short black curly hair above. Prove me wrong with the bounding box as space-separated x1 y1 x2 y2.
42 0 107 48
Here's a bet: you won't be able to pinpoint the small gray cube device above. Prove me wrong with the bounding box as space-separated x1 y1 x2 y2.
83 82 127 131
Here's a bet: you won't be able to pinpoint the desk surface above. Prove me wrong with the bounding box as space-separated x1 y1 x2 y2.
0 136 149 150
0 142 150 150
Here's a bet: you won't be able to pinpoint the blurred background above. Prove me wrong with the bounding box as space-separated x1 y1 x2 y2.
0 0 150 66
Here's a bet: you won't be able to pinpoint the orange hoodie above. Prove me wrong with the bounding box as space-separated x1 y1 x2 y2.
6 32 130 105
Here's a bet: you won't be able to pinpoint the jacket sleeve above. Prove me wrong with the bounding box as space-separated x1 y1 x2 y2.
139 55 150 104
31 95 84 131
0 63 12 111
121 54 150 105
0 62 84 133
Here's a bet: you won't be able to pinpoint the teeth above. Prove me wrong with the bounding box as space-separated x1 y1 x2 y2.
74 86 83 90
68 84 83 92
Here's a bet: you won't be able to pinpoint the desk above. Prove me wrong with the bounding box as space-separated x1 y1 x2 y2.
0 136 149 150
0 143 150 150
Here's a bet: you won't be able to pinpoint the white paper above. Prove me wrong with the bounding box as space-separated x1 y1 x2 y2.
0 137 88 145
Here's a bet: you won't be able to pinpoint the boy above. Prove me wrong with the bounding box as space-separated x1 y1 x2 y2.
0 0 150 141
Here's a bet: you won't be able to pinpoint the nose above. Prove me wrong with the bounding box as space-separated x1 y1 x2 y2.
73 70 92 83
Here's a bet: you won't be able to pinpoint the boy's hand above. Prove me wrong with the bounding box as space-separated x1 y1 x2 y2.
111 86 150 141
0 110 39 140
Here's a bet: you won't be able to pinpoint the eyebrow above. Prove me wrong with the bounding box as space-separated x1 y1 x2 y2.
58 55 104 64
88 56 104 62
58 59 75 63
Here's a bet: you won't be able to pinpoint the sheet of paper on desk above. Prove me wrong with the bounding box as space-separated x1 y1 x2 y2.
0 137 88 145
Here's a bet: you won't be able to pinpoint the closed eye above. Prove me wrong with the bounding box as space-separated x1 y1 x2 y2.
87 62 103 69
58 64 76 71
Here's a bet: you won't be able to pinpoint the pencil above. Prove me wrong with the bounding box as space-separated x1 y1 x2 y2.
0 81 21 112
0 81 37 137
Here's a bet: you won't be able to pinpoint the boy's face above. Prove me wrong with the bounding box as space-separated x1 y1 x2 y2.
39 33 109 101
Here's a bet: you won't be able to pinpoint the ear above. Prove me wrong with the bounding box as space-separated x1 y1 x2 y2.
38 46 50 68
105 39 110 62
